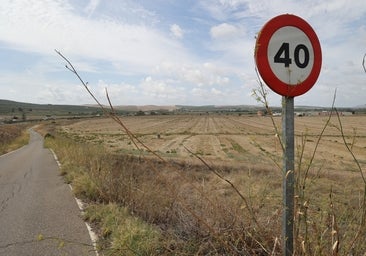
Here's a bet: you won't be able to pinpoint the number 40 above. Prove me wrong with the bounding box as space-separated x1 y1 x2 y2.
274 42 310 68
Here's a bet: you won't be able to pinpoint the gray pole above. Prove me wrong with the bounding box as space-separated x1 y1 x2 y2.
282 96 295 255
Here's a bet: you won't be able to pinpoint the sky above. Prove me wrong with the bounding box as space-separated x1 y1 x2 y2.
0 0 365 107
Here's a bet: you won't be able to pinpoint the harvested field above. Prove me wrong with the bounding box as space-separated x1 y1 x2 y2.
62 114 366 173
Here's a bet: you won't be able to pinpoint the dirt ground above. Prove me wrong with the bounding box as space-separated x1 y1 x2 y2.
61 114 366 174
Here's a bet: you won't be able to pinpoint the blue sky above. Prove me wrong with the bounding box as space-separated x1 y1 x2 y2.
0 0 365 107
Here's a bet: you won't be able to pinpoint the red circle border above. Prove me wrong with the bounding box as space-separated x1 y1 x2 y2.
255 14 322 97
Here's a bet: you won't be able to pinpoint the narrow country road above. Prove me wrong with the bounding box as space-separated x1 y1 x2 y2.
0 129 95 256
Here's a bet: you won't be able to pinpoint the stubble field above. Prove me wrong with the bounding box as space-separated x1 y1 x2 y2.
62 114 366 173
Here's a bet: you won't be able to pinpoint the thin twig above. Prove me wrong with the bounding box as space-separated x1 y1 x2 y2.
301 89 337 193
254 68 284 153
54 50 106 111
329 186 339 256
334 108 366 253
55 49 162 161
334 109 365 184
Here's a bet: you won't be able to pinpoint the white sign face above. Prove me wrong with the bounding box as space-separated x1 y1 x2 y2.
267 26 314 85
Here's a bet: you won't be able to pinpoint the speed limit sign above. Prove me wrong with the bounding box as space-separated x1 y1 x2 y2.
255 14 322 97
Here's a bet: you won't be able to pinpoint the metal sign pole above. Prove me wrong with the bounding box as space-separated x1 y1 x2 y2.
282 96 295 255
255 14 321 256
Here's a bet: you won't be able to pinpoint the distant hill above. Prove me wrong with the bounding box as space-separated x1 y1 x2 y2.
0 99 102 121
355 104 366 109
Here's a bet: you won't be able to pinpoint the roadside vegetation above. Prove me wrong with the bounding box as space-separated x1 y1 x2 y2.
0 124 29 155
45 131 282 255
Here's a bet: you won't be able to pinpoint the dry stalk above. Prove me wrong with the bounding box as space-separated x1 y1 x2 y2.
334 108 365 184
300 90 337 195
329 187 339 256
253 68 284 153
293 91 338 254
296 132 306 183
333 108 366 253
271 237 279 256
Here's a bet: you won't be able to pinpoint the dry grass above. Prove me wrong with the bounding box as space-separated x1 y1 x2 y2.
46 133 284 255
0 124 29 154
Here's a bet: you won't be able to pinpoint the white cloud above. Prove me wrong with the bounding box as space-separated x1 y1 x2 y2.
191 87 205 97
170 24 184 39
189 86 246 105
93 80 138 105
0 69 90 104
211 88 223 95
84 0 100 17
0 0 192 74
153 61 233 88
210 23 239 39
139 76 185 102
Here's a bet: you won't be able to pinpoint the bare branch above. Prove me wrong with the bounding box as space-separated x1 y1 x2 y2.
55 49 165 161
363 53 366 73
55 50 106 111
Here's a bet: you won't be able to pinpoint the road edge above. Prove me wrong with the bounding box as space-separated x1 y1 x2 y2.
0 145 27 159
49 149 99 256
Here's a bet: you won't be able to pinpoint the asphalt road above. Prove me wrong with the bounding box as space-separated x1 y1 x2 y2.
0 129 95 256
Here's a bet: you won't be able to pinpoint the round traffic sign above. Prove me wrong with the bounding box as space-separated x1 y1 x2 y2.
255 14 322 97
